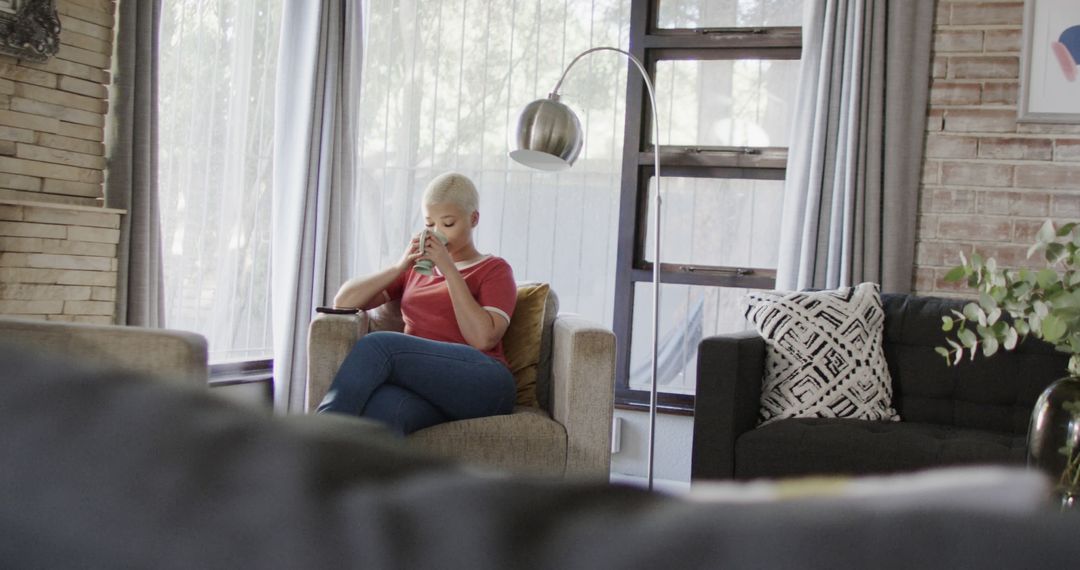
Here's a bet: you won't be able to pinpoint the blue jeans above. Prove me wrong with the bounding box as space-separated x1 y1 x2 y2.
317 331 515 435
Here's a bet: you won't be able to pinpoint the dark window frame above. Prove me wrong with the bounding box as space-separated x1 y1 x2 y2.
613 0 801 413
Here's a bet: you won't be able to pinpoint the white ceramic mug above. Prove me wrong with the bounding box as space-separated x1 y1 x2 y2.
413 228 449 276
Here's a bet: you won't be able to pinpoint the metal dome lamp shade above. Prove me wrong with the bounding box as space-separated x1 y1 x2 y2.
510 46 665 490
509 95 584 171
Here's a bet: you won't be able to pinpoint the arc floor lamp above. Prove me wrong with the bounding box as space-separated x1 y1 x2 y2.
509 46 664 490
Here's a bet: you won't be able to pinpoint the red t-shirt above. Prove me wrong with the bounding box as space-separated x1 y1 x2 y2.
381 255 517 366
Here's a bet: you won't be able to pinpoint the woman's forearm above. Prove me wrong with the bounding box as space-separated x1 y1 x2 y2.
333 265 403 309
442 269 503 350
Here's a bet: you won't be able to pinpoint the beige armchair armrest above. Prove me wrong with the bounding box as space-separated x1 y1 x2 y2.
306 312 370 412
0 317 208 387
550 315 615 479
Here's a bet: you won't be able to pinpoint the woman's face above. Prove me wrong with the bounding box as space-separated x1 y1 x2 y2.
423 202 477 256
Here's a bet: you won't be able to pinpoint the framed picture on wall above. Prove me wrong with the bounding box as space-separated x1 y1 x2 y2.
1019 0 1080 122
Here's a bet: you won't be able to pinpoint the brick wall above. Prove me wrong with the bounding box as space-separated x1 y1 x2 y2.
0 0 119 323
0 201 119 323
914 0 1080 297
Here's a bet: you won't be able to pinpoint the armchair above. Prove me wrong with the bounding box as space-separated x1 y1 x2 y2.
306 286 616 479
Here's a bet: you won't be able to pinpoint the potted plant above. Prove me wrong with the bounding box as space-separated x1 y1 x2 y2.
938 220 1080 510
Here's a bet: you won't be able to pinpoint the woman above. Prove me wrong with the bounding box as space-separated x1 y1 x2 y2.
317 172 517 435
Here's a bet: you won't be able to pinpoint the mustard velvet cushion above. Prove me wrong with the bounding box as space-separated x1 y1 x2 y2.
503 283 550 407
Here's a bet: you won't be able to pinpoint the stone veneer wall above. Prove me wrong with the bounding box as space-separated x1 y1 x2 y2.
0 0 120 323
914 0 1080 297
0 201 119 323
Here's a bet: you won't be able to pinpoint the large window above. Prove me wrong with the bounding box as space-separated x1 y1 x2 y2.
158 0 282 363
352 0 631 329
615 0 803 407
154 0 800 393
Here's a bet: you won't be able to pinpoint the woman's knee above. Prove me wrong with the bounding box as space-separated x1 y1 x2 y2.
364 386 445 435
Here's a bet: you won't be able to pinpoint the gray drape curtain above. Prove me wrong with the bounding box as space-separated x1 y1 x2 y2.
106 0 164 327
271 0 363 413
775 0 935 293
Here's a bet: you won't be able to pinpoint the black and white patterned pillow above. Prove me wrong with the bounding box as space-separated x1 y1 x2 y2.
744 283 899 426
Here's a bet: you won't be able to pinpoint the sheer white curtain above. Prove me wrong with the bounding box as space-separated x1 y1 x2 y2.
347 0 631 329
158 0 283 362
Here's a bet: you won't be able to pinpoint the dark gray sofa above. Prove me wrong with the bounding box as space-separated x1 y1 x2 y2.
6 340 1080 569
692 293 1071 481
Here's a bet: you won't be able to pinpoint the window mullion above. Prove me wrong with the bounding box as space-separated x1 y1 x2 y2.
611 0 652 398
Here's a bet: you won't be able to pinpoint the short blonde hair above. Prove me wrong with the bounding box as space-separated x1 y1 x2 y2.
422 172 478 215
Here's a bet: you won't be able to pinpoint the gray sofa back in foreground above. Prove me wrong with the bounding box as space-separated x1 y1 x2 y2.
691 293 1070 481
5 342 1080 569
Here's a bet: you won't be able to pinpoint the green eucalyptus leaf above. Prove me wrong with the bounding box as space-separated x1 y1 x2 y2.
982 336 999 357
942 316 954 332
963 303 982 323
958 327 977 347
934 346 950 359
986 257 998 273
1049 290 1076 309
987 307 1002 325
1046 242 1067 263
1057 222 1076 237
1038 219 1056 243
1037 269 1059 290
1041 314 1067 342
971 253 984 270
1028 241 1044 259
1015 320 1030 336
1004 327 1019 350
943 266 967 283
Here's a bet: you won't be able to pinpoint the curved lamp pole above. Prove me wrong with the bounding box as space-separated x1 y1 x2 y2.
508 46 663 490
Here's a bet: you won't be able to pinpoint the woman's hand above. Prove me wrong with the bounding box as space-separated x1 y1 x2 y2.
418 232 454 273
395 233 425 273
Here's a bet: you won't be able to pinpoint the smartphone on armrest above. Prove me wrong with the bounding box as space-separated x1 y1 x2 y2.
315 306 360 315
